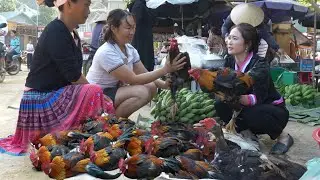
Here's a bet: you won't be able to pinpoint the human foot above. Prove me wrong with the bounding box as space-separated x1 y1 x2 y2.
270 133 294 155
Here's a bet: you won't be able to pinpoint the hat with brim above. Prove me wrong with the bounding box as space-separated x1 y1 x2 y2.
54 0 67 8
95 12 109 23
230 3 264 27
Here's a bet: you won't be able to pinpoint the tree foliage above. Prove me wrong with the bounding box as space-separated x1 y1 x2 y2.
0 0 16 12
31 6 57 26
123 0 134 8
297 0 312 7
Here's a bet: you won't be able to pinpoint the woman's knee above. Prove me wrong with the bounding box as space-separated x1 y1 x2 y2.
132 85 151 101
144 82 157 99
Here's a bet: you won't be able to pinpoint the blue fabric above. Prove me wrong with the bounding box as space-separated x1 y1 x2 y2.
251 0 308 23
252 0 308 12
10 37 20 53
91 23 104 49
20 87 64 110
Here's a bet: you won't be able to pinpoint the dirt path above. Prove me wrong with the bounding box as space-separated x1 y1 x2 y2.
0 65 318 179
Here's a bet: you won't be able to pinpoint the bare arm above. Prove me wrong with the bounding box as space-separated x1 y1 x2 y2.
133 61 148 74
111 65 167 85
133 59 171 89
111 54 185 85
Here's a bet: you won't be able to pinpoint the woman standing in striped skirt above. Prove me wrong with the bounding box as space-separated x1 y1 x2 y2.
0 0 114 155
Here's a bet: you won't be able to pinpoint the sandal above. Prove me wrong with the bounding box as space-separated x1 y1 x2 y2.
270 134 294 155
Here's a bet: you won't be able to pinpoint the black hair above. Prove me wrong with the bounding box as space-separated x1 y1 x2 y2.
230 23 259 53
103 9 134 43
44 0 55 7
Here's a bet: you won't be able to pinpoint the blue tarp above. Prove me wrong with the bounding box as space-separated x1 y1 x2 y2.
251 0 309 23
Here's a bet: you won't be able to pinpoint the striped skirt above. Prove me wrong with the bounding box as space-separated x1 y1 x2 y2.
0 84 115 155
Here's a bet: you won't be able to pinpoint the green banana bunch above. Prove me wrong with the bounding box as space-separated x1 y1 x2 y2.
150 88 216 124
284 84 318 108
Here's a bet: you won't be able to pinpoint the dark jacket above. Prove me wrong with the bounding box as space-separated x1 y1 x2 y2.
224 54 282 105
131 0 154 71
221 15 280 52
26 19 82 92
91 23 105 49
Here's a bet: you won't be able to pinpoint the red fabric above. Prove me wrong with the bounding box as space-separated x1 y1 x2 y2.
0 84 115 155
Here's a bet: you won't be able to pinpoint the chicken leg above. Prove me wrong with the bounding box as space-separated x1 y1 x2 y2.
170 103 178 120
225 110 242 134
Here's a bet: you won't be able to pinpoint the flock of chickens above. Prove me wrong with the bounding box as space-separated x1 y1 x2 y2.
28 38 306 179
29 114 306 180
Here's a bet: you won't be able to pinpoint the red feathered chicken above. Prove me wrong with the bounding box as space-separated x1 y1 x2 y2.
118 154 180 179
168 38 191 119
189 68 254 133
41 151 91 179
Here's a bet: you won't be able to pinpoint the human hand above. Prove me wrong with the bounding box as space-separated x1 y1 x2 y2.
215 92 226 102
163 78 172 89
239 95 249 106
163 53 186 73
155 78 171 89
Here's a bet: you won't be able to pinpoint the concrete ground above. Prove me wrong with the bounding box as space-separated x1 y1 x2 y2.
0 65 318 179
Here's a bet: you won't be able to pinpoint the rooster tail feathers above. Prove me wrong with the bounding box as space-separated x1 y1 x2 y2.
71 158 91 173
163 157 181 174
118 127 134 140
85 162 122 179
67 131 91 140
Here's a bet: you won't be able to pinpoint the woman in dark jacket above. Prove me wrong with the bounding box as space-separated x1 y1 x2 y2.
215 23 293 154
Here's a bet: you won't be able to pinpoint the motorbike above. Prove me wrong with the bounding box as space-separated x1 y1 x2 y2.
0 45 21 82
82 43 97 77
0 22 7 82
0 41 5 83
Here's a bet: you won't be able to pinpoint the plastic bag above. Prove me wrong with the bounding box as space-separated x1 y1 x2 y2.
299 158 320 180
147 0 198 9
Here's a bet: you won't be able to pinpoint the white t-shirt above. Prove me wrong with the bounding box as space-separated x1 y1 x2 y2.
87 42 140 89
26 43 34 54
257 39 268 58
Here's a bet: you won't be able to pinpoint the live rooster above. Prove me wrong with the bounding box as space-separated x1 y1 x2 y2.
189 67 254 133
168 38 191 120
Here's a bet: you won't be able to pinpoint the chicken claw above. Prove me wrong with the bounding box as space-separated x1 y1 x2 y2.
225 110 241 134
170 102 178 120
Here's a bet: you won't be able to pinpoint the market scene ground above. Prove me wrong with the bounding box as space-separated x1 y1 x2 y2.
0 65 318 179
1 0 320 179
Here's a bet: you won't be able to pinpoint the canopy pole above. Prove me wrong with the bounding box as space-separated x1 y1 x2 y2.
181 6 184 29
312 0 317 87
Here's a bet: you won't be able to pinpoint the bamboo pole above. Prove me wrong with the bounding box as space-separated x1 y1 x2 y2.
308 0 319 87
313 1 317 87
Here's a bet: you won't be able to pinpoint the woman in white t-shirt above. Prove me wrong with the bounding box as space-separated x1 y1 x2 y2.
87 9 186 118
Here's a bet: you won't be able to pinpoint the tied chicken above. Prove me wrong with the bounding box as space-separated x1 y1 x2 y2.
194 118 307 180
41 150 121 180
189 68 254 133
41 151 91 180
118 154 180 179
30 145 70 171
168 38 191 120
